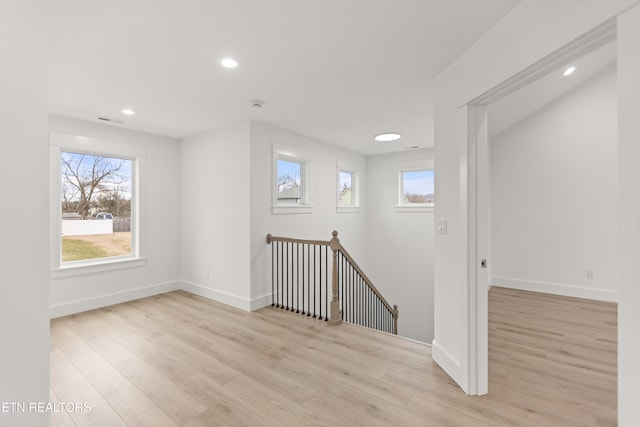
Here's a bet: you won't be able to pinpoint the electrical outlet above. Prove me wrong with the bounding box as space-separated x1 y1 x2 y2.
586 268 597 279
205 269 210 278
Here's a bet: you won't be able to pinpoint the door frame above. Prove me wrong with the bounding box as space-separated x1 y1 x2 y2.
465 20 616 395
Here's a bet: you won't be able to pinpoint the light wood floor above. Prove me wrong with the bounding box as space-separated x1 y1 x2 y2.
50 288 617 426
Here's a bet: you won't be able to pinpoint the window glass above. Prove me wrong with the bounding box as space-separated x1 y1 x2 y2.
401 169 434 205
338 171 355 206
60 151 133 262
276 158 303 205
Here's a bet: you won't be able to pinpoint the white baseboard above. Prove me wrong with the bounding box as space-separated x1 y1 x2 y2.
491 276 618 302
51 279 272 318
50 281 181 319
250 293 273 311
431 340 469 394
180 280 252 311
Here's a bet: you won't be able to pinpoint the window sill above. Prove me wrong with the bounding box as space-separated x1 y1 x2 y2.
337 206 360 214
272 205 314 215
394 205 434 213
50 257 147 279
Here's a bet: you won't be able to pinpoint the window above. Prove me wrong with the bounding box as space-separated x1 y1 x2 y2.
60 151 133 263
273 150 312 214
398 169 435 209
276 157 304 205
336 159 360 213
338 171 354 206
337 170 360 212
50 132 146 275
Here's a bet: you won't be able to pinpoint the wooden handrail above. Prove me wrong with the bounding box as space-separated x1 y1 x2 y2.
266 230 399 334
337 243 399 322
266 233 330 247
337 243 398 334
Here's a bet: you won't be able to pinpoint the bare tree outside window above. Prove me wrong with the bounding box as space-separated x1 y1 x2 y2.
60 151 133 262
339 171 354 206
401 169 435 205
61 152 130 218
277 158 303 204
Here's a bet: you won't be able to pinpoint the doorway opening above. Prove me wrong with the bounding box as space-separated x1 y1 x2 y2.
466 19 617 395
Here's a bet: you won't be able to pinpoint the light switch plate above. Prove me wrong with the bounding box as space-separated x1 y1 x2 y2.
437 218 447 235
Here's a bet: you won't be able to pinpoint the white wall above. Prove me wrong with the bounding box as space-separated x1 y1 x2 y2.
366 149 434 343
433 0 638 394
0 2 49 425
183 120 427 340
250 122 368 309
617 5 640 425
180 123 252 309
491 67 617 301
49 116 182 317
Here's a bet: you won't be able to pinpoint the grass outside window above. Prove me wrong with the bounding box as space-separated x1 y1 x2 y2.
62 232 132 262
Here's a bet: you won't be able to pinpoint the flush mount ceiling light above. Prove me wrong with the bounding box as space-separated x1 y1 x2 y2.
121 108 135 115
221 58 238 68
563 66 576 77
374 133 401 142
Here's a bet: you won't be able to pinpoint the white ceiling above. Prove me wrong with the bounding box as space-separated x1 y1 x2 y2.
49 0 522 155
488 40 617 139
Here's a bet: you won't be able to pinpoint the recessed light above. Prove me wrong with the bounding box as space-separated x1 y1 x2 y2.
221 58 238 68
374 133 401 142
563 66 576 77
121 109 135 115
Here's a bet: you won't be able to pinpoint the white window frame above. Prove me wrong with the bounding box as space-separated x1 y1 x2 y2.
337 159 360 213
395 166 435 213
49 132 147 277
272 145 312 214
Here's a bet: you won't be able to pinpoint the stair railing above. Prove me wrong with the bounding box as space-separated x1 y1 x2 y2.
266 230 398 334
265 233 332 321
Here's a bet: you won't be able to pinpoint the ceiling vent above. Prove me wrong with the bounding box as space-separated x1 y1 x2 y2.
97 116 123 124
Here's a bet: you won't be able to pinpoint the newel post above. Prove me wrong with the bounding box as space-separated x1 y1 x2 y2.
393 304 399 335
328 230 342 325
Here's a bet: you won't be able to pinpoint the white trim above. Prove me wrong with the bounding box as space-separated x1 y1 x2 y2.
395 156 435 211
250 293 273 311
491 277 618 302
272 143 313 212
336 159 360 210
49 144 63 270
467 105 491 396
49 131 146 158
466 20 618 397
345 322 433 346
50 257 147 279
180 280 252 311
49 281 265 318
398 168 435 207
49 131 147 273
49 280 180 319
337 206 361 214
431 340 467 392
397 157 435 170
394 205 434 213
272 206 314 215
469 20 617 106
